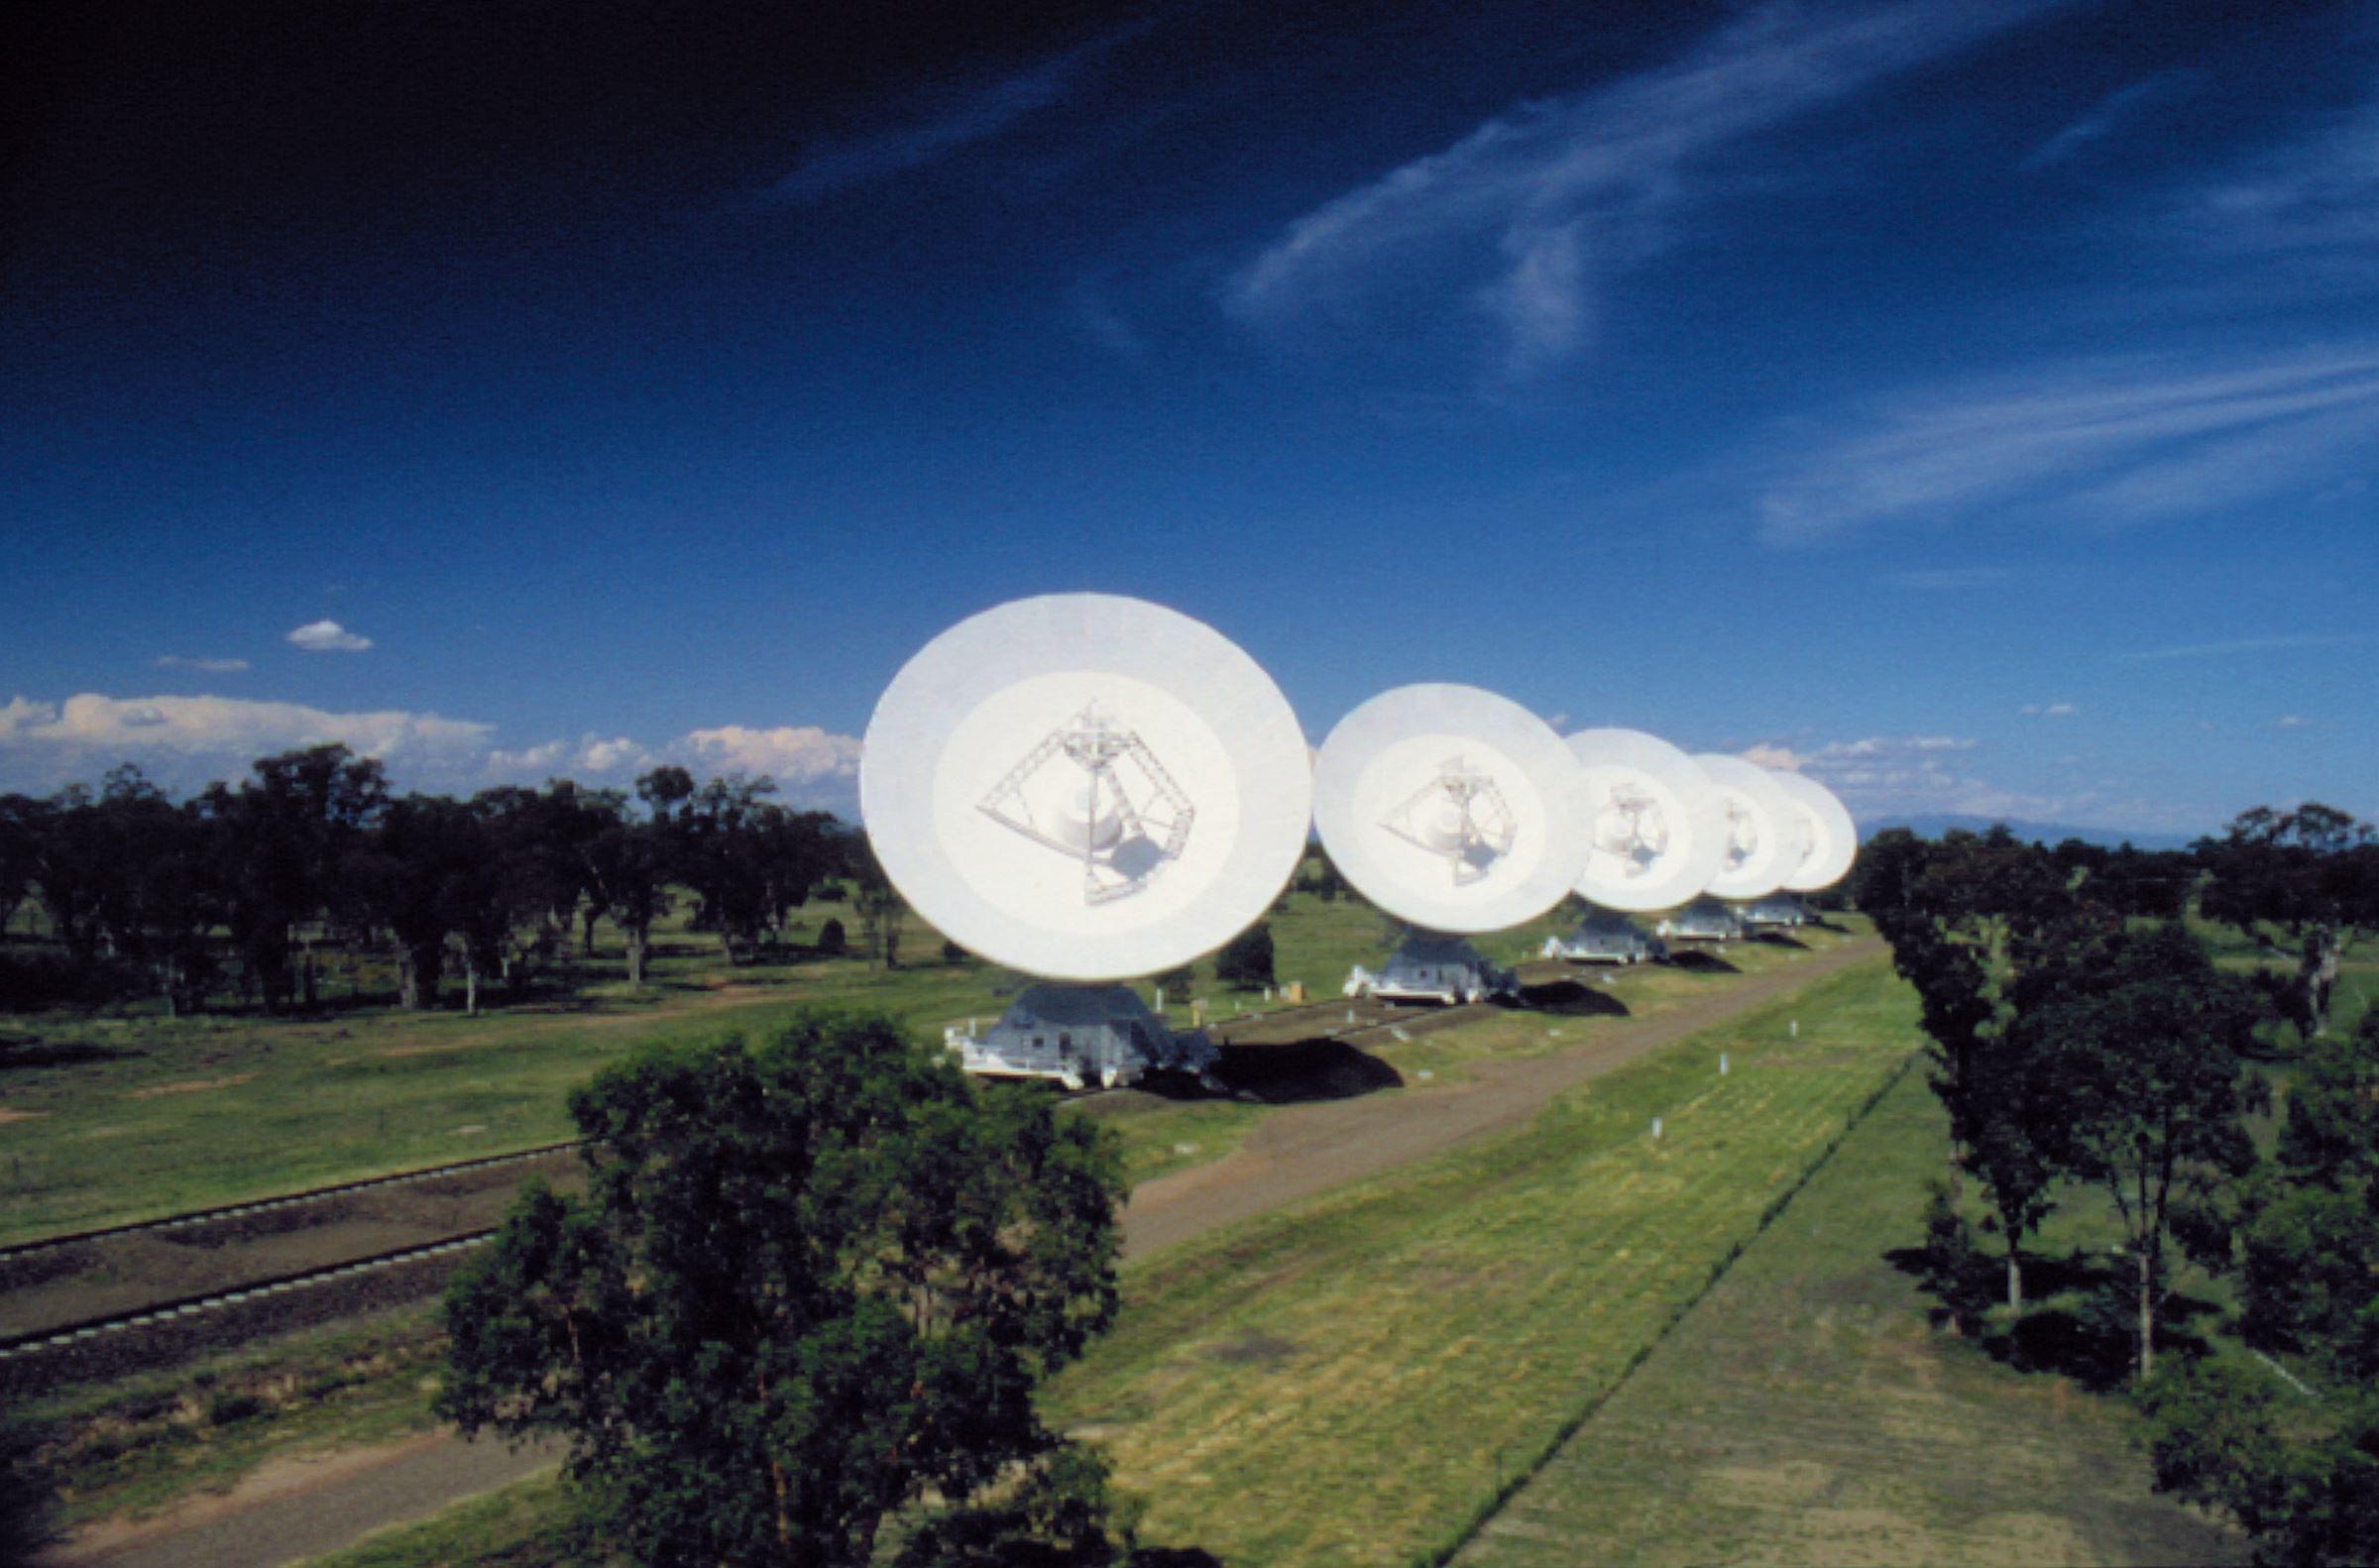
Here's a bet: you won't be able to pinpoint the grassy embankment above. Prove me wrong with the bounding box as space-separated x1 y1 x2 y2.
1452 1064 2244 1567
0 888 1862 1244
1047 954 1913 1566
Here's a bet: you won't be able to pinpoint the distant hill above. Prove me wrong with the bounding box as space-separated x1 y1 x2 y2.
1860 815 2198 852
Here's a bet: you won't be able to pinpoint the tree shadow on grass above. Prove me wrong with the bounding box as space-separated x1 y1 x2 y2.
1752 932 1810 950
1663 950 1740 974
0 1038 136 1072
1886 1243 2222 1393
1504 979 1631 1019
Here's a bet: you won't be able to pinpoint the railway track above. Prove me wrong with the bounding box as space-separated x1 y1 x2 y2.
0 957 1593 1391
0 1141 585 1267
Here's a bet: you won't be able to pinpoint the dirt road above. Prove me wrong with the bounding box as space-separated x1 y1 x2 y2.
1124 936 1880 1255
47 938 1881 1568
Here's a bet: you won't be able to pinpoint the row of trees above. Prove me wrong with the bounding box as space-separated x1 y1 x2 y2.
0 745 862 1016
1859 807 2377 1563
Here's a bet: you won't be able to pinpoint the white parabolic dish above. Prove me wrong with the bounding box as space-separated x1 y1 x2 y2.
1565 728 1729 913
1693 753 1811 900
1313 685 1590 935
1769 769 1859 892
859 594 1312 982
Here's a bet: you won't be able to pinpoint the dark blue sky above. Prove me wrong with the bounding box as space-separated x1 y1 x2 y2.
5 0 2375 833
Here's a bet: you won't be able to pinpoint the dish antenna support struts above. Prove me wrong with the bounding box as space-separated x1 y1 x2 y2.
861 594 1312 1089
1314 685 1590 1005
1543 728 1725 965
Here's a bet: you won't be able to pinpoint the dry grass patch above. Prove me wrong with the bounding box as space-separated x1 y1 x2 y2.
129 1073 255 1099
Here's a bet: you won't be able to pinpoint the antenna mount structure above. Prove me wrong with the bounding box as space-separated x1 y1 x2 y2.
976 702 1195 905
1380 754 1517 885
861 593 1311 1086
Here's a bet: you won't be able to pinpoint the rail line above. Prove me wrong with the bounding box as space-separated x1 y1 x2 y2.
0 1232 497 1362
0 1141 585 1266
0 956 1594 1386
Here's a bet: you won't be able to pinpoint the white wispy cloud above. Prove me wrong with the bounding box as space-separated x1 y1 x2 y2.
2020 702 2080 717
770 23 1141 202
2023 71 2199 170
154 655 251 673
286 618 373 653
2174 90 2379 260
2276 714 2313 728
1228 0 2067 377
2120 631 2371 662
1745 731 2098 823
1757 345 2379 544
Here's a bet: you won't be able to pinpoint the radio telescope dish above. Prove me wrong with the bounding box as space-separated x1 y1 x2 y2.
860 594 1311 982
1564 728 1728 913
1770 769 1858 892
1314 685 1589 935
1692 754 1810 901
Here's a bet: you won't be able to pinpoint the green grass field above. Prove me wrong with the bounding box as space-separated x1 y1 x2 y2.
294 947 1901 1568
1044 954 1912 1567
0 892 1864 1245
1452 1064 2244 1568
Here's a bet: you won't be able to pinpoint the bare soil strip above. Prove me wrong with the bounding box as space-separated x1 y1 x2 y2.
40 941 1880 1568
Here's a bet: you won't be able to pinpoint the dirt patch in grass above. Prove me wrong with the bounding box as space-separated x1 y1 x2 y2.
0 1105 49 1123
130 1073 256 1100
48 1429 456 1564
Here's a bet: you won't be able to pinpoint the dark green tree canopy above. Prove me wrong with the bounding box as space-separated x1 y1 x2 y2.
1214 923 1275 990
440 1013 1127 1567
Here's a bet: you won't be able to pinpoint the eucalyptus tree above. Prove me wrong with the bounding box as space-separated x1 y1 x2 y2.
0 793 36 937
2198 804 2379 1039
1867 828 2073 1202
2037 923 2264 1380
582 806 670 989
351 795 484 1010
88 766 223 1015
440 1013 1127 1567
23 786 109 966
850 836 906 968
200 744 389 1010
2146 1010 2379 1565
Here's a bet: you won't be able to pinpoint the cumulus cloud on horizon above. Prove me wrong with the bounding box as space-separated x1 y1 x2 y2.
0 692 491 794
681 725 862 788
287 618 373 653
0 690 867 811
